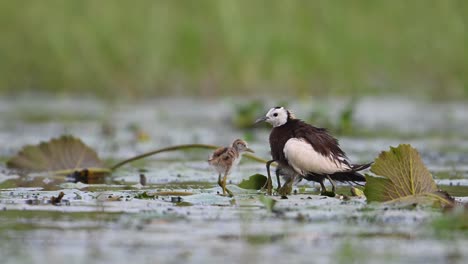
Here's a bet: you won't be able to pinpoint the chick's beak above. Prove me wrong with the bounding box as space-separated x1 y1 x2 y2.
245 148 255 153
254 116 268 124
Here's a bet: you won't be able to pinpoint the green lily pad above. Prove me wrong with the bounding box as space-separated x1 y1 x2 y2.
364 144 454 207
238 174 268 190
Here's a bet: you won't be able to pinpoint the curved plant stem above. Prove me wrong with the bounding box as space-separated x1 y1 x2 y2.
244 153 273 165
111 144 274 170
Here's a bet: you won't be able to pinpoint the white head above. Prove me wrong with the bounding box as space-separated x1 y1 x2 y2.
255 106 293 127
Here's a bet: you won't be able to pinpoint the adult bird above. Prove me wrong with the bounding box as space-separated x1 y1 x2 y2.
255 106 371 196
208 139 254 197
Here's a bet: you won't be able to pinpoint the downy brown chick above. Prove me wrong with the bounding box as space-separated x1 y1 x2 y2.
208 139 254 197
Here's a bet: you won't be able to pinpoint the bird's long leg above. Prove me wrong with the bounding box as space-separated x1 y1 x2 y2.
275 167 282 190
326 175 336 193
319 179 327 194
222 173 233 197
262 160 275 195
277 176 294 196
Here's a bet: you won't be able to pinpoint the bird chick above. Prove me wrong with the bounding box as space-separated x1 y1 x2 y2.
208 139 254 197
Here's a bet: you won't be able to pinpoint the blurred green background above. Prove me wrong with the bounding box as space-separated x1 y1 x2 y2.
1 0 467 99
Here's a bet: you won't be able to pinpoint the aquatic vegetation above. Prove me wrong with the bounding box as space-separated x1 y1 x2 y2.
237 174 267 190
335 100 356 135
258 195 277 213
0 99 467 263
232 100 266 129
350 187 364 197
6 135 270 184
4 134 461 210
364 144 454 207
7 135 109 176
432 205 468 235
306 99 358 136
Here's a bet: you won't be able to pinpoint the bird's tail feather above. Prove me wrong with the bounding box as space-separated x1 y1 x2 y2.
302 171 366 183
350 162 373 172
283 161 372 184
329 171 366 183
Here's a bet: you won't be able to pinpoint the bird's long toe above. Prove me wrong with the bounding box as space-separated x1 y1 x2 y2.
225 188 234 197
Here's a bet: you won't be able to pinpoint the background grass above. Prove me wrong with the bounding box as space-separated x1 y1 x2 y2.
0 0 467 99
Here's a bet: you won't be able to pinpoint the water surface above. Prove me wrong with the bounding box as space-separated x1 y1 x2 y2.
1 97 467 264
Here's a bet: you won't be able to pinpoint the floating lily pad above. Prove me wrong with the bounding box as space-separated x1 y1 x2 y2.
238 174 268 190
7 135 110 176
364 144 454 207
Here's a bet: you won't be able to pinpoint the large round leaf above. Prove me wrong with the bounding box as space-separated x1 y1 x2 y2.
364 144 453 207
7 135 110 175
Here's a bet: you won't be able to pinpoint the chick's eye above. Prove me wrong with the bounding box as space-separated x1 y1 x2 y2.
273 113 278 117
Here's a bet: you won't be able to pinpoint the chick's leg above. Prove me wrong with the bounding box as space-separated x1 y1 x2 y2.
217 174 224 194
221 173 233 197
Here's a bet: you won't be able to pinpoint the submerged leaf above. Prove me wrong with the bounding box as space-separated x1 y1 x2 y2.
259 195 277 212
238 174 268 190
432 204 468 233
7 135 110 175
364 144 453 207
382 190 455 208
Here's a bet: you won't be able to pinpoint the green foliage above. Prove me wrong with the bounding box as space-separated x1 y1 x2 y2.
134 192 156 200
5 135 271 187
336 241 365 264
350 187 364 197
306 104 333 129
336 100 356 135
1 1 467 99
6 135 110 176
364 144 454 207
258 195 277 212
238 174 267 190
305 100 357 135
233 100 266 129
432 206 468 234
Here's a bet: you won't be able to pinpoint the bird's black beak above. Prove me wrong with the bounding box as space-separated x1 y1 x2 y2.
254 116 268 125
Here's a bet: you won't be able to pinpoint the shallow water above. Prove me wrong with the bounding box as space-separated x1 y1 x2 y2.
0 97 467 264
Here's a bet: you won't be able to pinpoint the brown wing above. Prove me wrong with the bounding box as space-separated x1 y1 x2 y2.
208 147 228 161
293 120 348 162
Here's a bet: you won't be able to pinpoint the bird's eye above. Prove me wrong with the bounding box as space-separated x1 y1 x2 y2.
273 113 278 117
